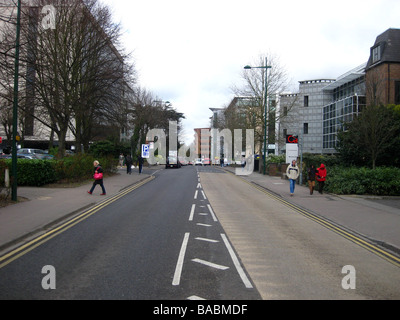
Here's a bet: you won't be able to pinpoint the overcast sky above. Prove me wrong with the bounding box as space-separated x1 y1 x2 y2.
101 0 400 144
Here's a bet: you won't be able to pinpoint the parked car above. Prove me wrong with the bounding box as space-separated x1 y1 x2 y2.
17 148 54 160
17 154 36 159
194 158 203 166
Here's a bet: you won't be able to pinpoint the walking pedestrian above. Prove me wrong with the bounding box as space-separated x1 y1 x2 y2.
286 160 300 196
118 153 124 168
241 156 246 171
125 154 133 174
316 163 327 194
88 160 106 195
138 155 144 174
307 164 316 195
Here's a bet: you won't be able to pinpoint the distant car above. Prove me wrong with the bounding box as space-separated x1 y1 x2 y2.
178 157 188 166
202 158 211 166
17 148 54 160
166 156 181 169
194 158 203 166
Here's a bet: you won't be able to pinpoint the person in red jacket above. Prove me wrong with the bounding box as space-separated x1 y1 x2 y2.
316 163 327 194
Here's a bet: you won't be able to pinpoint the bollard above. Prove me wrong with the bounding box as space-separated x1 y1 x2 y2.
5 168 10 188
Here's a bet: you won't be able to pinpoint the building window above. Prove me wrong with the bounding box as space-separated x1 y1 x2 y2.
304 95 309 107
395 81 400 105
303 123 308 134
372 45 381 64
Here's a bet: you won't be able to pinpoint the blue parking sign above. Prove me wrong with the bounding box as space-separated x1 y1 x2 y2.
142 144 150 158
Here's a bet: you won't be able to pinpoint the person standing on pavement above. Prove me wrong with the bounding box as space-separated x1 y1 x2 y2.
125 154 133 175
307 164 316 195
316 163 327 194
88 160 106 195
286 160 300 196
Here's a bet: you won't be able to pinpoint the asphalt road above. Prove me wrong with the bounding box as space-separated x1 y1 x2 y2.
0 165 399 301
200 168 400 300
0 166 261 300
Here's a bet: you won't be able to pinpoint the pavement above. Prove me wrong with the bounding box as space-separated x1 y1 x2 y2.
223 166 400 258
0 164 399 262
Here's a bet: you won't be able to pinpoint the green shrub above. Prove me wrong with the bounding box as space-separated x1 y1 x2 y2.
324 166 400 195
1 159 57 187
0 154 118 187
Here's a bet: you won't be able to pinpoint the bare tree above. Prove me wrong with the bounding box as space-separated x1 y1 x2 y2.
231 53 293 154
129 86 185 158
0 0 136 155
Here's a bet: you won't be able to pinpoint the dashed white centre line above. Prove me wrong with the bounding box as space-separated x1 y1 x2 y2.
189 204 196 221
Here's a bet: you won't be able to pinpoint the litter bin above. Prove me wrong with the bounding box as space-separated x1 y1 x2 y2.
254 154 260 172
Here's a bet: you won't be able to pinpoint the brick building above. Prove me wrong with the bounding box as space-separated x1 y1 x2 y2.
365 28 400 106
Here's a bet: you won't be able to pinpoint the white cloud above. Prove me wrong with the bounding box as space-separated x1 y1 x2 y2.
101 0 400 144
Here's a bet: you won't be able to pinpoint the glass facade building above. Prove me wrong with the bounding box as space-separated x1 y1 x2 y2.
322 63 366 153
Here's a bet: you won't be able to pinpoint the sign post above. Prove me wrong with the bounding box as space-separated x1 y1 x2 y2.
285 135 298 164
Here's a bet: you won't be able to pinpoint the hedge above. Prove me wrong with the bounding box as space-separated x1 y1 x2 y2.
324 166 400 196
0 154 117 187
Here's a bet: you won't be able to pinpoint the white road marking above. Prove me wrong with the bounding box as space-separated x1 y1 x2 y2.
192 258 229 270
189 204 196 221
207 204 218 222
195 237 219 243
194 190 198 199
221 234 253 288
187 295 206 300
197 223 212 227
201 190 207 199
172 233 190 286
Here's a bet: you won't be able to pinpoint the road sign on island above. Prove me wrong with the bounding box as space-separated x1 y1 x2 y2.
141 144 150 159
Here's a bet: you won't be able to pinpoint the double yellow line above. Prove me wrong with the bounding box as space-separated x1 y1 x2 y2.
0 176 155 269
233 173 400 268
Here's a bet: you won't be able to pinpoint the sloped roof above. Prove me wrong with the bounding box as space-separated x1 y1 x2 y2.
366 28 400 69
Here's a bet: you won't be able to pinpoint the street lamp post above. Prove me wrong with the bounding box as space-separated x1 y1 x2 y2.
11 0 22 201
244 57 271 175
